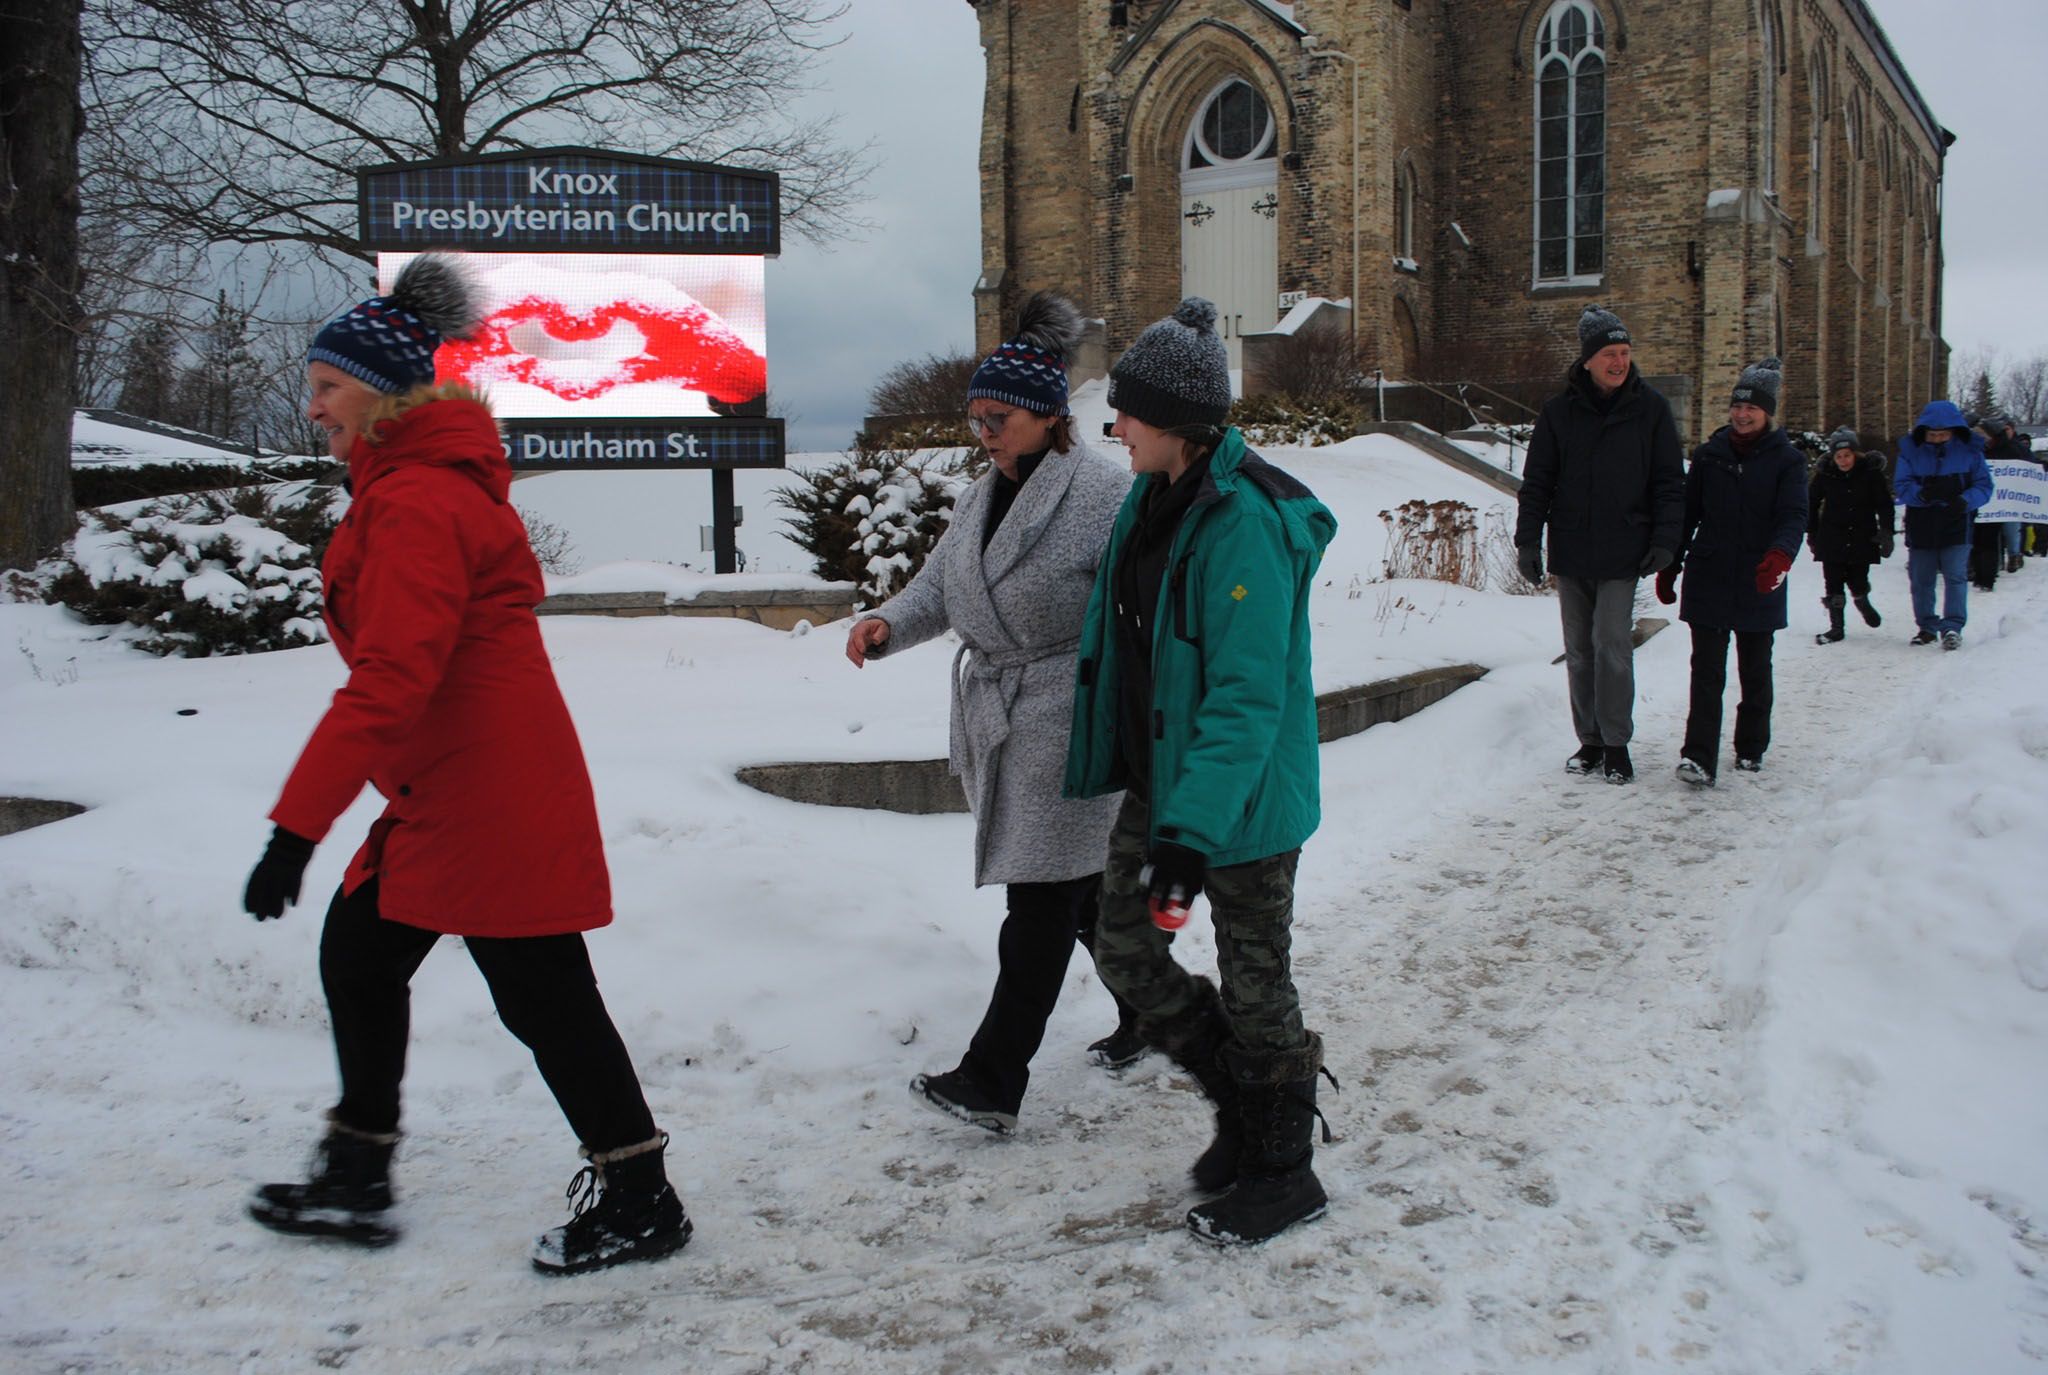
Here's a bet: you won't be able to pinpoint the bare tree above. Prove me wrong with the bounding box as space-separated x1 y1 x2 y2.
1 0 84 570
869 351 979 417
1999 352 2048 425
85 0 873 268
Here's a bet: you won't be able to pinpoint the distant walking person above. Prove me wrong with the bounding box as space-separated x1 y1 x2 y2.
241 256 687 1276
1895 399 1993 650
1659 359 1807 785
846 291 1140 1138
1807 427 1895 644
1515 306 1686 784
1980 412 2031 573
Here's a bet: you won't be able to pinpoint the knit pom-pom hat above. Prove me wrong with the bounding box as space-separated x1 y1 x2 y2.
1577 305 1631 362
1731 356 1783 415
308 254 482 395
1107 296 1233 432
966 291 1086 415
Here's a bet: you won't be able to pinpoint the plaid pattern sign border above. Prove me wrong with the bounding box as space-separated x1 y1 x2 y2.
360 149 780 256
500 417 786 471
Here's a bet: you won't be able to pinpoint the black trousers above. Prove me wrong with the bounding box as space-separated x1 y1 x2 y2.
1681 624 1776 771
1820 560 1873 601
320 878 657 1151
957 874 1134 1114
1971 524 2002 588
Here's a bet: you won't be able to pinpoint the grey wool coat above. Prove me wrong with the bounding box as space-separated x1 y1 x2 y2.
867 442 1132 886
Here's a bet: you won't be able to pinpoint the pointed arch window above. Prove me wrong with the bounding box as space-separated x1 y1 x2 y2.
1534 0 1606 283
1760 4 1780 196
1807 55 1827 239
1183 80 1276 173
1396 160 1416 261
1845 93 1865 267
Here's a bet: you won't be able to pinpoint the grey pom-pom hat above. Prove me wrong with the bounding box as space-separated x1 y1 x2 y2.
1577 305 1631 362
1107 296 1233 432
1731 356 1783 416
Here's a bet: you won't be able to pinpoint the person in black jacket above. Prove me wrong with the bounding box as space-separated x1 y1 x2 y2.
1980 413 2031 574
1806 427 1896 643
1515 305 1686 785
1656 359 1808 785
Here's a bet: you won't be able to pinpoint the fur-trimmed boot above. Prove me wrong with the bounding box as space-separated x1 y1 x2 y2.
531 1132 691 1276
1854 593 1882 627
1152 979 1239 1195
248 1111 400 1247
1815 595 1846 644
1186 1035 1331 1247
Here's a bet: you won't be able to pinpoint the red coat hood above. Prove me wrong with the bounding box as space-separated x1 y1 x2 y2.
346 388 510 503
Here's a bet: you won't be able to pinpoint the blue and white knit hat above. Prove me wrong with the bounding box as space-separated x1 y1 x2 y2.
967 291 1085 415
1107 297 1233 432
308 255 481 394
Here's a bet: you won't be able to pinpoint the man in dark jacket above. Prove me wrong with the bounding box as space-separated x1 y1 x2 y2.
1515 306 1686 784
1658 359 1807 784
1807 427 1895 643
1980 412 2031 574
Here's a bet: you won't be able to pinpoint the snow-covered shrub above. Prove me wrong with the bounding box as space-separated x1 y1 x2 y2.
1380 498 1482 588
39 484 345 656
73 458 333 509
1228 393 1368 447
775 446 971 602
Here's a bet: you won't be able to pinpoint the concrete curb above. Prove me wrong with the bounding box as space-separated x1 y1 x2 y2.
736 662 1489 814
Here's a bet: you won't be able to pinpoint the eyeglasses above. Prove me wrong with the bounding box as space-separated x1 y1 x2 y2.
965 411 1012 439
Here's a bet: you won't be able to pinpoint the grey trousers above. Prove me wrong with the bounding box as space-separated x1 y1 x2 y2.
1556 576 1638 747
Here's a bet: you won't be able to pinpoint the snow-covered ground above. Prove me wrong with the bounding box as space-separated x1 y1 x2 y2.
4 439 2046 1373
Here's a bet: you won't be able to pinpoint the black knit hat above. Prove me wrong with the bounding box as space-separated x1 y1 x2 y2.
308 255 481 394
1731 356 1783 416
1825 426 1859 454
1577 305 1631 363
1107 297 1233 431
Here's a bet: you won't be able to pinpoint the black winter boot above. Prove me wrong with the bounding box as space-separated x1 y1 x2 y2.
1186 1036 1330 1247
248 1112 400 1247
531 1133 691 1276
1153 980 1239 1195
1854 594 1881 627
1816 595 1846 644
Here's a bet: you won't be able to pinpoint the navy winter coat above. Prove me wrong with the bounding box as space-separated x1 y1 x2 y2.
1675 425 1808 633
1807 452 1895 566
1515 366 1687 581
1895 400 1992 550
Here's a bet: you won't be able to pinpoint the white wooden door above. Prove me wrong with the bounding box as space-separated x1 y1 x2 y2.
1180 180 1279 371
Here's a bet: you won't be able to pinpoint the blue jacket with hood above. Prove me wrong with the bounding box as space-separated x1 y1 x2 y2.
1894 399 1993 550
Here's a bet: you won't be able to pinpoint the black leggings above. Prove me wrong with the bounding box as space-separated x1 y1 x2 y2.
957 874 1132 1114
1820 560 1873 600
319 878 657 1151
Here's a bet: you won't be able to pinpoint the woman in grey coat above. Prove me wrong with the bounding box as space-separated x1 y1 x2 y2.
844 293 1136 1134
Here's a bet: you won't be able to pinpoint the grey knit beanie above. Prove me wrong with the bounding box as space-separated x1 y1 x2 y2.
1577 305 1631 362
1107 297 1233 431
1825 426 1859 454
1731 356 1782 415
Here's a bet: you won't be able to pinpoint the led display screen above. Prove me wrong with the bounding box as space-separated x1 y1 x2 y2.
376 251 767 420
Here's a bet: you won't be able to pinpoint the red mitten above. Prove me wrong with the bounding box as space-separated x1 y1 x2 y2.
1754 548 1792 594
1655 566 1679 605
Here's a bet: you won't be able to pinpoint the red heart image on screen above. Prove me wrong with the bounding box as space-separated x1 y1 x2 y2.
438 296 765 405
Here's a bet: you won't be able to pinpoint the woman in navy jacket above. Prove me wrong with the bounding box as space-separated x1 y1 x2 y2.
1656 359 1808 785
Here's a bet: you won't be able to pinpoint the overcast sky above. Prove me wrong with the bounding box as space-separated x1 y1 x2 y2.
766 0 2045 450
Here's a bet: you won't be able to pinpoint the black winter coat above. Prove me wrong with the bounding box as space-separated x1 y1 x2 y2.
1806 453 1895 566
1515 366 1686 580
1676 426 1809 633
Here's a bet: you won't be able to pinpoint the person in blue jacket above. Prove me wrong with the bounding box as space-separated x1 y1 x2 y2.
1656 358 1807 785
1894 399 1994 649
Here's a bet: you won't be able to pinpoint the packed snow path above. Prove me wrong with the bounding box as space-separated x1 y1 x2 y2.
5 563 2047 1373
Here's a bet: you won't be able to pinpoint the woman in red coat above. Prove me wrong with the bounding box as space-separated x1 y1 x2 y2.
240 256 686 1276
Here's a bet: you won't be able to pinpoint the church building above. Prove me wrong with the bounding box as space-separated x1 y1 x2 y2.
966 0 1951 441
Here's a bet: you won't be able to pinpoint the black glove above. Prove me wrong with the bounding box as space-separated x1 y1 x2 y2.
1516 545 1544 584
1877 533 1895 559
1144 840 1207 908
1638 547 1674 577
243 826 316 921
1946 495 1968 512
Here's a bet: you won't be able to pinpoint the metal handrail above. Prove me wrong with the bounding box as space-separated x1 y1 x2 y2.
1369 371 1533 475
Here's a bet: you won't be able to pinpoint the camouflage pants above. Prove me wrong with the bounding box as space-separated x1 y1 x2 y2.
1092 792 1309 1059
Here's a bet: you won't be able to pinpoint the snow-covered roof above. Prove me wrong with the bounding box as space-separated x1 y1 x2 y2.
71 410 281 468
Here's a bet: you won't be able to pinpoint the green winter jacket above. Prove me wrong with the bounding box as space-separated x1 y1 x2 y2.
1063 427 1337 866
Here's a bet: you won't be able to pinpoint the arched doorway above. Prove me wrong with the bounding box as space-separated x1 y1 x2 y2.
1180 78 1278 371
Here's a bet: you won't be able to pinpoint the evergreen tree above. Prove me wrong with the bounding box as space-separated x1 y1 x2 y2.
1963 369 2000 422
115 318 181 422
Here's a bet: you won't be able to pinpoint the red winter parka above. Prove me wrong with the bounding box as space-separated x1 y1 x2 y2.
269 385 611 937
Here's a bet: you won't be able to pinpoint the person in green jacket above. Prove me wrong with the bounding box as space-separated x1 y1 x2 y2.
1064 297 1338 1247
